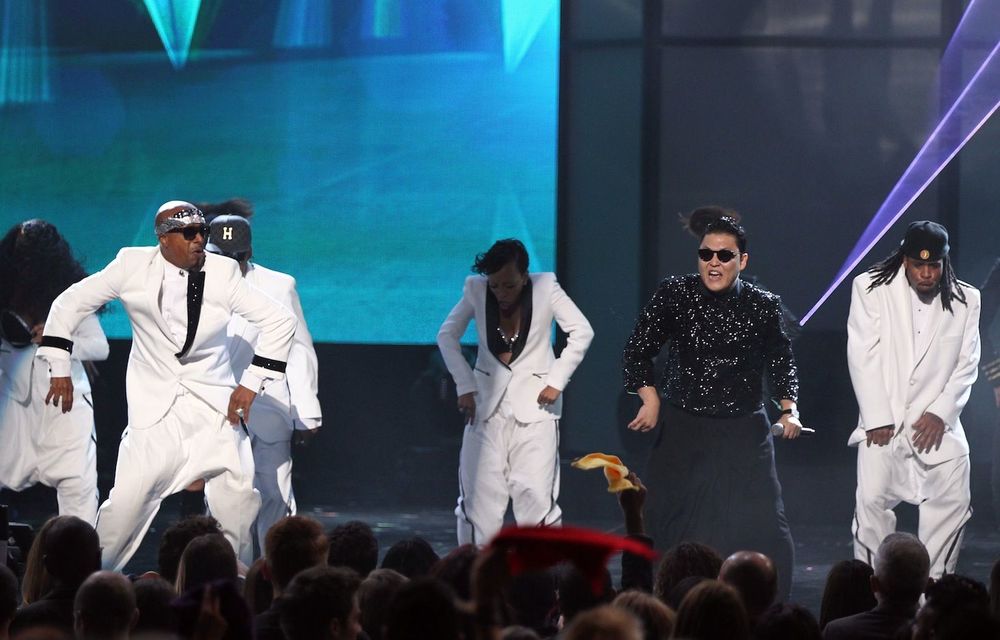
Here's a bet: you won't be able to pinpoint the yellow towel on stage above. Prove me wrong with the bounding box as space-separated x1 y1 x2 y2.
571 453 637 493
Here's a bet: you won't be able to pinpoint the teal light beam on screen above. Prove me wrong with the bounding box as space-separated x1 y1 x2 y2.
141 0 201 69
273 0 333 48
501 0 557 72
0 0 51 105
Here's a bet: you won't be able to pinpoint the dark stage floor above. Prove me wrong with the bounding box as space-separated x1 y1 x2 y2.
4 489 997 615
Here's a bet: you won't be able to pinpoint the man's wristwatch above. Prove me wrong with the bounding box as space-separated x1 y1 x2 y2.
780 407 799 419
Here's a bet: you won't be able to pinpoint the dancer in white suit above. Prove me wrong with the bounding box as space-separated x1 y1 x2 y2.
438 239 594 545
847 221 980 577
206 214 322 547
0 220 108 524
37 202 296 570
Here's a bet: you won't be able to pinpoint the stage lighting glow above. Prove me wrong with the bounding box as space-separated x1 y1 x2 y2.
801 27 1000 325
273 0 333 48
501 0 558 72
141 0 201 69
0 0 51 105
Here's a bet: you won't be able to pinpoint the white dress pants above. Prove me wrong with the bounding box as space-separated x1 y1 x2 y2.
96 389 259 570
247 401 296 548
853 436 971 578
456 394 561 546
0 387 98 525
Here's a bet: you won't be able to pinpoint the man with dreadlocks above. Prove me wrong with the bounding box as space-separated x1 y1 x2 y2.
847 220 980 578
0 220 108 524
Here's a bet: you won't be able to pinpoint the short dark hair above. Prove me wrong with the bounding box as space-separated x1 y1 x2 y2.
654 541 723 603
43 516 101 586
674 580 750 640
753 602 821 640
473 239 529 275
133 576 178 636
819 559 875 629
358 569 409 640
701 217 748 253
380 537 440 579
327 520 378 577
429 544 478 600
557 564 615 624
680 205 742 237
157 515 221 584
279 566 361 640
384 578 461 640
265 516 329 591
176 534 237 594
73 571 136 639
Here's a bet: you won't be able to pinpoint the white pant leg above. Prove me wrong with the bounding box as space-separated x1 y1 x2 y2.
250 435 295 549
35 394 99 525
917 454 972 578
456 401 513 546
853 440 904 565
508 419 561 528
203 423 260 567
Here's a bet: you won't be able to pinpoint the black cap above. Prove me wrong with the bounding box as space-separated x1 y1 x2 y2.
900 220 949 261
206 215 251 261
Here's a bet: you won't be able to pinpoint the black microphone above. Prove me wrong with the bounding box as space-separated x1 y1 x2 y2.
771 422 815 438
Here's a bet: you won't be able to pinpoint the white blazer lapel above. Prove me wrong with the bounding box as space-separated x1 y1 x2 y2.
889 269 915 373
144 253 174 344
913 296 944 370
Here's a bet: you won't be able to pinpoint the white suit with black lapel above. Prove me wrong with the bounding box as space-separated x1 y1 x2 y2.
438 272 594 545
38 247 296 569
847 267 980 576
227 261 322 546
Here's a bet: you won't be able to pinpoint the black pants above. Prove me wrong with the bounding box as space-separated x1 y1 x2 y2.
643 403 795 600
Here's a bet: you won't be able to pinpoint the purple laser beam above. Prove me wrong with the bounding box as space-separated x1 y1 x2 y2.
800 34 1000 325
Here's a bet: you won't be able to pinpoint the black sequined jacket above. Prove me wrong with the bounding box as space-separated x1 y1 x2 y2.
623 274 799 417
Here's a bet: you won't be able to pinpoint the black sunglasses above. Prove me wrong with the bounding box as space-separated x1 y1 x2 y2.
167 224 210 241
698 248 739 263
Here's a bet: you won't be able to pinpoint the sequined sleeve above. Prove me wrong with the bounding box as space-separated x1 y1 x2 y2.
762 293 799 402
622 279 677 392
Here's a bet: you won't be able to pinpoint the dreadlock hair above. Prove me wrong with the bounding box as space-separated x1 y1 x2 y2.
679 205 742 238
865 248 968 313
196 198 254 223
0 220 91 326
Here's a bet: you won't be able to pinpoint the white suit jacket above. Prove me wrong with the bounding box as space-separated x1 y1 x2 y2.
228 262 322 440
37 247 296 429
437 272 594 424
1 314 108 402
846 268 981 464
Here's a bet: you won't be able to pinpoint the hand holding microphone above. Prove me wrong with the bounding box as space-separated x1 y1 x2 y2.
770 406 814 440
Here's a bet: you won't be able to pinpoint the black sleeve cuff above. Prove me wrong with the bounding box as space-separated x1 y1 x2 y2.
39 336 73 353
251 355 287 373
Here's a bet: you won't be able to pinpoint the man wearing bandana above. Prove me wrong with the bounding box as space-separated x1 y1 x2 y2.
37 201 296 570
847 221 980 578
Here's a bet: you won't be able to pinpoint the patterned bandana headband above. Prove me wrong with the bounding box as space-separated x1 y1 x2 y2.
155 207 206 236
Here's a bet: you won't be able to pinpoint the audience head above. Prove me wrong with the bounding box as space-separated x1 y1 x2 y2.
611 590 675 640
20 516 68 606
501 626 542 640
380 537 440 579
72 571 137 640
508 570 559 636
175 533 237 594
326 520 378 577
752 602 821 640
265 516 329 595
563 605 643 640
674 579 750 640
664 575 708 611
157 515 221 585
41 516 100 589
132 575 178 637
818 559 876 629
871 532 930 607
557 564 615 625
718 550 777 624
1 565 18 633
279 566 361 640
357 569 408 640
243 558 273 615
173 579 252 640
384 578 460 640
429 544 478 600
654 541 723 604
913 573 992 640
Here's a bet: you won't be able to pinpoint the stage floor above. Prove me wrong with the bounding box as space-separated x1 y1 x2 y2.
5 489 996 614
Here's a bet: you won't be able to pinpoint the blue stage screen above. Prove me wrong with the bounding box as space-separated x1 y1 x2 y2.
0 1 559 344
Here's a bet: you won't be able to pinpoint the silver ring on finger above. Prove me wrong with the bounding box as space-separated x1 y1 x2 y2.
235 407 245 417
